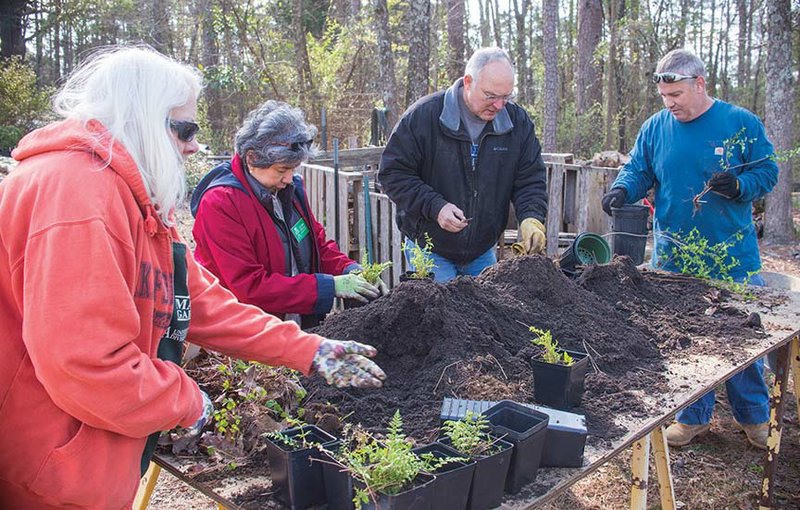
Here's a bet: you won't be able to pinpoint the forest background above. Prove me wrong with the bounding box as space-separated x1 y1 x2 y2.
0 0 798 242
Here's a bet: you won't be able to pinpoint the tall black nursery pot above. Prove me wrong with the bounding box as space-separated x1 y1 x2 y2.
440 435 514 510
264 425 337 510
530 349 590 410
484 401 549 493
412 442 476 510
611 204 649 265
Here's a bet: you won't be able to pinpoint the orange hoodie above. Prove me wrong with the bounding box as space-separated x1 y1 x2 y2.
0 119 323 509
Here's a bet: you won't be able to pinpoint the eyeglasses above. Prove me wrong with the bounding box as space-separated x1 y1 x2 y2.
482 89 516 103
169 119 200 142
651 72 698 84
273 139 314 151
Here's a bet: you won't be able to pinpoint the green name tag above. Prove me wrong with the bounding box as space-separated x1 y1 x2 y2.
291 218 310 242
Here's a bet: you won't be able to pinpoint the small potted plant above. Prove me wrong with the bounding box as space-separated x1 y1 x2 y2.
321 411 435 510
400 233 436 281
264 422 339 509
528 326 589 410
412 442 475 510
439 411 513 510
345 251 393 309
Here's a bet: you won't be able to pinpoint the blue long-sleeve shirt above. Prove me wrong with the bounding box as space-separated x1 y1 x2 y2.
612 100 778 278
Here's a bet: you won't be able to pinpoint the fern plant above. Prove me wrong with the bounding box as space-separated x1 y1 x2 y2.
529 326 574 366
354 250 392 285
441 411 501 458
403 232 436 279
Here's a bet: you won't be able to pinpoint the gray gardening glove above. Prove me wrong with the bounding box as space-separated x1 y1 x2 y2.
311 339 386 388
334 274 380 303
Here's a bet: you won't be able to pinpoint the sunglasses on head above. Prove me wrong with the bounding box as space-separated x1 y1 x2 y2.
273 139 313 151
651 72 698 84
168 119 200 142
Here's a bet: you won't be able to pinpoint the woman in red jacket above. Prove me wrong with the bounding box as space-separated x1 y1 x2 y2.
191 101 384 328
0 46 384 510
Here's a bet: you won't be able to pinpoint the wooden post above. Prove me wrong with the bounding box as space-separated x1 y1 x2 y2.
629 435 650 510
651 426 676 510
546 161 565 258
759 340 793 509
792 337 800 429
132 462 162 510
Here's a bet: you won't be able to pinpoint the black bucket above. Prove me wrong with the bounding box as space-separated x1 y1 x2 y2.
611 205 649 265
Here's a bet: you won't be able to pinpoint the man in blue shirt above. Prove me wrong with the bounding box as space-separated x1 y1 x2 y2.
602 49 778 450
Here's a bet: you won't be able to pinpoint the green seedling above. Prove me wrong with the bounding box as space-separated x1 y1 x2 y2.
529 326 574 366
354 249 392 285
402 232 436 279
441 411 502 458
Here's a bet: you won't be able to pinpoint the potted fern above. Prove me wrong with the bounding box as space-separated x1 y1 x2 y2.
528 326 589 410
400 233 437 282
321 411 435 510
344 252 393 309
264 423 338 509
439 412 513 510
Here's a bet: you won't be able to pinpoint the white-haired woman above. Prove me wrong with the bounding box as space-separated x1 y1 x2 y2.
191 100 386 329
0 46 384 509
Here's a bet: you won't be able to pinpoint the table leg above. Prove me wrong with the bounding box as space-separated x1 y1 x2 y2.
758 339 793 509
629 434 650 510
132 462 162 510
652 425 676 510
792 337 800 431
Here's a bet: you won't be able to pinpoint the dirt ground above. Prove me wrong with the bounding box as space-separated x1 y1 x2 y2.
144 202 800 510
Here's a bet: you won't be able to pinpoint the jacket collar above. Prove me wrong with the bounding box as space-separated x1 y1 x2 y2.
439 78 514 136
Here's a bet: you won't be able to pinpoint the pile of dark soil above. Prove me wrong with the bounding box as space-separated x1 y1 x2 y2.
306 255 764 444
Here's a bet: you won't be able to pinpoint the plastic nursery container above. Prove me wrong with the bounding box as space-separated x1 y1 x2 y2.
611 204 649 265
484 400 549 493
558 232 611 274
531 349 590 410
399 271 436 282
439 435 514 510
412 442 477 510
264 425 338 510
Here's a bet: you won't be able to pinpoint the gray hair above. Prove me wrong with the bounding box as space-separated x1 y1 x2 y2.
656 49 707 78
464 47 515 81
235 100 318 168
53 45 202 226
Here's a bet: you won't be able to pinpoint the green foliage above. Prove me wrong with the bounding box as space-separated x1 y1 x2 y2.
330 411 426 509
529 326 574 366
0 57 53 150
719 128 756 172
441 411 500 458
402 233 436 279
660 228 755 299
354 250 392 285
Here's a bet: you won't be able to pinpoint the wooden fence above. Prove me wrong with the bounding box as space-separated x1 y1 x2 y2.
297 149 620 286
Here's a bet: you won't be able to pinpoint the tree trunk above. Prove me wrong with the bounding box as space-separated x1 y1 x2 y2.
604 0 619 150
446 0 466 83
478 0 490 46
763 0 794 244
736 0 748 94
201 0 224 150
151 0 173 54
373 0 398 128
294 0 316 111
574 0 603 153
0 0 27 59
406 0 431 106
542 0 558 151
512 0 531 104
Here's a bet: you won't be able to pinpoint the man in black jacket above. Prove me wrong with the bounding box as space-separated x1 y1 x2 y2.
379 47 548 282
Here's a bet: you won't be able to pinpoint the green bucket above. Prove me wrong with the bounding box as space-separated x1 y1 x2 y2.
559 233 611 273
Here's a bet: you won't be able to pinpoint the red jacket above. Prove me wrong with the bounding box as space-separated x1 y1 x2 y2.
191 154 356 319
0 120 323 509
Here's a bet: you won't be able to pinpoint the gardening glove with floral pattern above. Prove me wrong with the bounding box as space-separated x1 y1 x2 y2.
601 187 627 215
708 172 741 199
312 339 386 388
512 218 547 255
184 389 214 437
334 274 380 303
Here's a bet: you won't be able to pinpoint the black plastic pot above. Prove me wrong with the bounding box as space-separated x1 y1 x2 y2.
321 447 355 510
412 442 476 510
360 473 435 510
399 271 435 282
531 349 590 410
264 425 338 510
440 435 514 510
611 204 649 265
558 232 611 274
484 401 549 493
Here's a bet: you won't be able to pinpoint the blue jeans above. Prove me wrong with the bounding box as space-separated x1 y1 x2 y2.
677 273 770 425
403 239 496 283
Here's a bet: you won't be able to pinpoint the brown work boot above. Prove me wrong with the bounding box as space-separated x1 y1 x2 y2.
736 421 769 450
665 422 711 447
